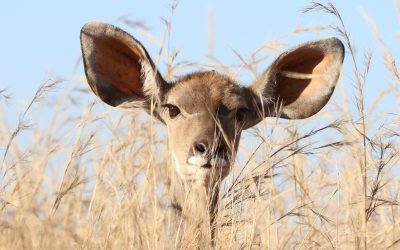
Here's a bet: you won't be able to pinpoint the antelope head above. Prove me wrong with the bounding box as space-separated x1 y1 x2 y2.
80 21 344 197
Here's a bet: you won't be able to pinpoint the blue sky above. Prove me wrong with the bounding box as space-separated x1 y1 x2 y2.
1 1 399 126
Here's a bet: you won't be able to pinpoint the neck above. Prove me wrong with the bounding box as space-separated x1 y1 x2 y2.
171 180 220 219
167 175 220 245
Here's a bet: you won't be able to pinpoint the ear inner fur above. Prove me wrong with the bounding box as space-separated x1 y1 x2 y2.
80 21 164 107
275 47 324 105
250 37 344 119
87 35 145 97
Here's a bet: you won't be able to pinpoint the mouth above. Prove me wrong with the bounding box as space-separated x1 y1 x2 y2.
201 163 212 169
178 156 231 183
187 155 229 169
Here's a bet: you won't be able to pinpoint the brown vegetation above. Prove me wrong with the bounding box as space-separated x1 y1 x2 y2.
1 2 400 249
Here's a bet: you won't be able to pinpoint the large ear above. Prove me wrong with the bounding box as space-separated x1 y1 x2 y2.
249 37 344 121
80 21 168 111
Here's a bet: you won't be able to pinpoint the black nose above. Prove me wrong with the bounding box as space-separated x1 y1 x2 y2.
194 141 208 155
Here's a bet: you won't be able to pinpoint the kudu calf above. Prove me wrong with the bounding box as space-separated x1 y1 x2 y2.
80 21 344 243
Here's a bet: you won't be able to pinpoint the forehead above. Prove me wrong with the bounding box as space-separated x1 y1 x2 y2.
165 71 248 113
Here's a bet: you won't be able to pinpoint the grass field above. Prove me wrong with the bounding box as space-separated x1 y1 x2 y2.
1 2 400 249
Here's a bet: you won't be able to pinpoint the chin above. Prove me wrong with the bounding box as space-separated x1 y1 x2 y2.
173 155 231 185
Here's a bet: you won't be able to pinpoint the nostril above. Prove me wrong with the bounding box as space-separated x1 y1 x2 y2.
217 146 224 155
194 142 207 155
216 143 227 157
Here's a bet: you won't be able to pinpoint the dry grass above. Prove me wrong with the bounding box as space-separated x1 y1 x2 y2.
1 1 400 249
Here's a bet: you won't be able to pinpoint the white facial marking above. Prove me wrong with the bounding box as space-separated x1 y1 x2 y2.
188 155 208 166
140 60 159 99
186 112 204 119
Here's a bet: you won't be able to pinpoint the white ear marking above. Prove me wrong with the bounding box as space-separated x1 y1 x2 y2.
140 60 159 98
116 100 147 109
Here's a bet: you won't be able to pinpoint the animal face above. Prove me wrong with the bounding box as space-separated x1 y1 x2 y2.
80 21 344 188
160 72 256 185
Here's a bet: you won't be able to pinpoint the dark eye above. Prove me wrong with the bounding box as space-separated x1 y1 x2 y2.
162 104 181 119
235 108 247 122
